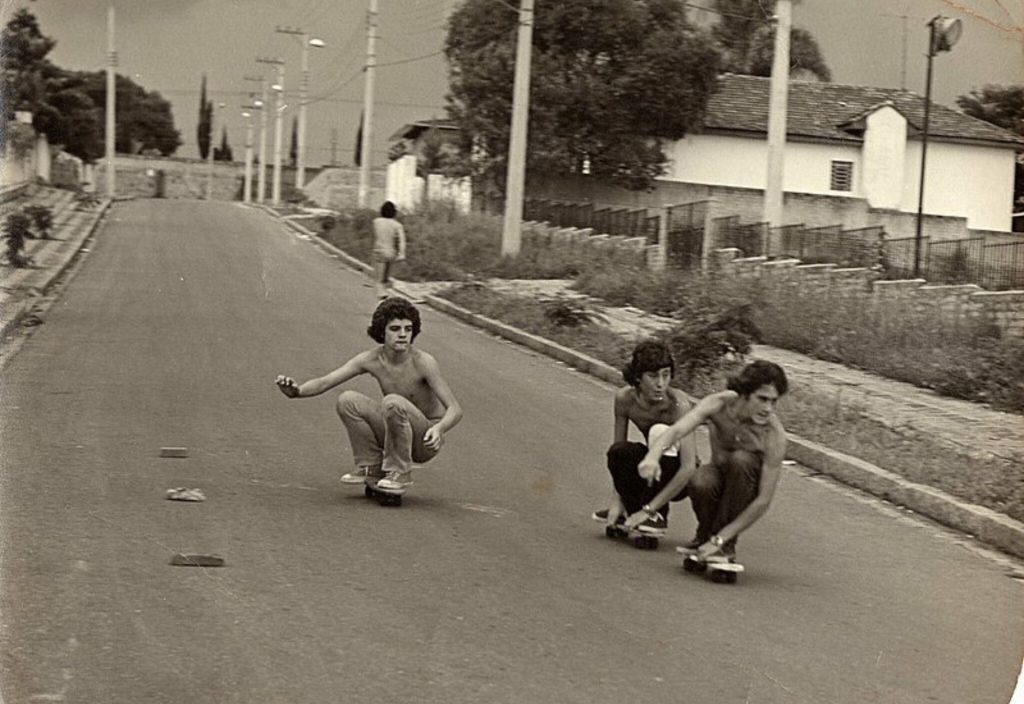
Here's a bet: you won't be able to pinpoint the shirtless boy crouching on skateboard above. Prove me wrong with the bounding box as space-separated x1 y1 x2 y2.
623 360 788 574
592 341 699 548
275 297 463 502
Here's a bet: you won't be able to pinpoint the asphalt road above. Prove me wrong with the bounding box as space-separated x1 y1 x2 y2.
1 200 1021 704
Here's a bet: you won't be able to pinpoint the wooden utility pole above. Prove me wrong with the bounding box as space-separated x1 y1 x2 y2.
762 0 792 227
501 0 535 257
105 5 116 197
357 0 378 208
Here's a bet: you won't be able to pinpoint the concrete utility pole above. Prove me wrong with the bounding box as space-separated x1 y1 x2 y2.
762 0 792 228
276 27 324 191
258 57 286 206
206 101 225 200
241 109 257 203
244 75 269 203
358 0 378 208
501 0 535 257
105 5 116 197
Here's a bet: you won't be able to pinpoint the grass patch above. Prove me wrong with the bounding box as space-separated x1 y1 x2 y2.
436 284 1024 523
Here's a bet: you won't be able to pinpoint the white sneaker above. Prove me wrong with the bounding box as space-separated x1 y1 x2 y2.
375 471 414 493
340 467 376 485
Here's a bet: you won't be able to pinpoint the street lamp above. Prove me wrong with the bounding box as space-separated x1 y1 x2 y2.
913 15 962 277
276 28 326 191
241 109 256 203
206 100 226 200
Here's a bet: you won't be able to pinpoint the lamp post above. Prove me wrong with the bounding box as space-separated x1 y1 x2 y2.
241 109 256 203
206 100 226 200
277 27 325 192
913 15 962 277
258 57 286 206
244 75 269 203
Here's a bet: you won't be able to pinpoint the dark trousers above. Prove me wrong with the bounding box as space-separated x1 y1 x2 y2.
688 450 762 548
606 442 685 519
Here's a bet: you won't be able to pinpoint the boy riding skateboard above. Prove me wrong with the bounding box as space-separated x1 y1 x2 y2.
593 341 698 540
624 360 788 565
275 297 462 495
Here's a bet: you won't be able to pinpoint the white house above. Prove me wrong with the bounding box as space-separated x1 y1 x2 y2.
664 75 1023 232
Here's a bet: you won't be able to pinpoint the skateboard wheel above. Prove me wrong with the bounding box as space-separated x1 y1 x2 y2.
634 536 659 550
364 486 374 498
682 557 707 573
710 569 738 584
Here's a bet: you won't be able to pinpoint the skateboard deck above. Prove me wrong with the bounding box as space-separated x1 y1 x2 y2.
592 513 661 550
676 547 745 583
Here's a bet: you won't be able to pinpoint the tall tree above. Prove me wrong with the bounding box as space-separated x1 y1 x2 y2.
197 74 211 159
1 8 56 118
444 0 721 191
711 0 831 81
353 110 363 167
957 84 1024 224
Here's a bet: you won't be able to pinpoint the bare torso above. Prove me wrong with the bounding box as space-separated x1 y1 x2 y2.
616 387 688 441
706 404 782 466
363 348 445 421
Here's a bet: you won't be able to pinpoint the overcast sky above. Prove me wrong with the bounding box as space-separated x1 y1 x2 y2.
2 0 1022 167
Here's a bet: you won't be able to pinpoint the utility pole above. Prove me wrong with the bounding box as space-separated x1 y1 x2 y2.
331 128 339 166
501 0 535 257
258 57 286 206
105 5 116 197
206 101 225 200
762 0 792 228
358 0 378 208
244 75 269 203
241 107 258 203
276 27 324 191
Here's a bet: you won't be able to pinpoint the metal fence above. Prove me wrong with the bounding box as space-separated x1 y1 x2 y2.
883 237 1024 290
521 198 659 242
665 200 709 268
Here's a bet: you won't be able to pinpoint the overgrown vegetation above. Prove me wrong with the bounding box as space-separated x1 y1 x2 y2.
3 211 33 267
434 284 1024 522
23 204 53 239
317 203 1024 413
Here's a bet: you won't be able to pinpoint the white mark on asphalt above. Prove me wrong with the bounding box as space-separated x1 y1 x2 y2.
250 479 319 492
876 650 884 667
461 504 514 518
757 669 795 695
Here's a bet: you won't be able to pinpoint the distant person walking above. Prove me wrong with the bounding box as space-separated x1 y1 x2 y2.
372 201 406 299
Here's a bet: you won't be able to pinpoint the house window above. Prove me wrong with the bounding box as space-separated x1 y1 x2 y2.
830 160 854 192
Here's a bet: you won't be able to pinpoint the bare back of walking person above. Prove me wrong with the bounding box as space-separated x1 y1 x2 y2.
372 201 407 299
624 360 788 564
275 297 462 494
593 341 698 540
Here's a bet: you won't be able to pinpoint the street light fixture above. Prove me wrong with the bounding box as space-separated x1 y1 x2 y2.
276 26 326 191
913 15 962 277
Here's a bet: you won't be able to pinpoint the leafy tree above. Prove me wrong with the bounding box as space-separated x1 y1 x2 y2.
77 72 181 156
957 84 1024 223
711 0 831 81
1 9 56 118
443 0 721 191
354 110 363 167
197 74 211 159
3 212 34 268
416 126 451 177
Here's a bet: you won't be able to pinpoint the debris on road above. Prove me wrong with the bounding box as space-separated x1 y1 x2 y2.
166 487 206 502
169 553 224 567
159 446 188 458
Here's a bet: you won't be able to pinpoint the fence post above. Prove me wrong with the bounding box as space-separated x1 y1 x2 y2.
655 206 668 271
701 198 717 274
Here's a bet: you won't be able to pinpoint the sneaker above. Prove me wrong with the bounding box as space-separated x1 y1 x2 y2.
375 470 414 493
340 467 377 485
679 533 708 551
635 513 668 537
591 508 625 525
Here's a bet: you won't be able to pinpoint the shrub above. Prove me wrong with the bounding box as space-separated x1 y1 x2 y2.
3 212 33 268
24 204 54 239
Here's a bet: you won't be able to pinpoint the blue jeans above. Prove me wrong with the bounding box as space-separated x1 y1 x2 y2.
335 390 439 474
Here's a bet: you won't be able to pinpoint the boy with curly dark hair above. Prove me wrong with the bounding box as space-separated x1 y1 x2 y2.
592 340 698 539
275 297 462 494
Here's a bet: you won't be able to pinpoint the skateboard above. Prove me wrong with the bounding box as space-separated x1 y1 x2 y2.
364 482 404 507
592 514 661 550
676 547 745 584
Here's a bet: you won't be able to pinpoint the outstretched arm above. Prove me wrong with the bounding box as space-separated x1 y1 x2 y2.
275 353 369 399
421 354 462 451
623 432 699 530
637 391 734 484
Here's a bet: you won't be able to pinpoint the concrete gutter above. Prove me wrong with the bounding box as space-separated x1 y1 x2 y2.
280 211 1024 561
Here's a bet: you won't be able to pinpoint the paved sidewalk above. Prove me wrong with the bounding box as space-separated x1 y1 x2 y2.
399 278 1024 466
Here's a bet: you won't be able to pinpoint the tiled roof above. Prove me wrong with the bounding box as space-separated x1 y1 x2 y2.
703 74 1024 147
388 118 459 142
